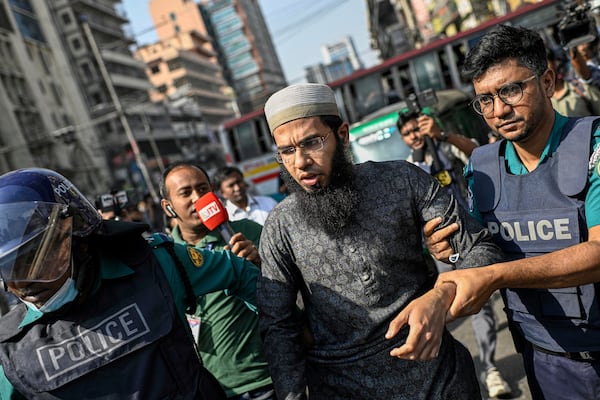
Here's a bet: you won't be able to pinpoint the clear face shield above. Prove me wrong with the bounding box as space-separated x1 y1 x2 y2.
0 202 73 284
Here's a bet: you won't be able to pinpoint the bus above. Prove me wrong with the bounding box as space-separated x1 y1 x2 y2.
218 0 561 195
349 88 489 163
219 108 281 197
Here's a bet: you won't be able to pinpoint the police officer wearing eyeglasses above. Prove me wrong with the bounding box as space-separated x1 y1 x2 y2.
429 24 600 400
0 168 260 399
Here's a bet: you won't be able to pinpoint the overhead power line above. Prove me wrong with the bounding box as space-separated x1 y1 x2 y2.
271 0 349 45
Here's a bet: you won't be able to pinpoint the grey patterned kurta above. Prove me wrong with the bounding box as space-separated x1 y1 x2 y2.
258 160 503 400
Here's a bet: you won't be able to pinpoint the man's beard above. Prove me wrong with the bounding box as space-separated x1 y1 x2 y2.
281 142 359 236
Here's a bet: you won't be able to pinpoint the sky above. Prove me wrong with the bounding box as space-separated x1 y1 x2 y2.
120 0 380 84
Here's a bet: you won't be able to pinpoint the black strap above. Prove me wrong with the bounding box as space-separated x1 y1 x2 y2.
162 241 197 314
424 136 444 172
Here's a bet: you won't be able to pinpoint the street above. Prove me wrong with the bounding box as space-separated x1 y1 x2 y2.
448 291 532 400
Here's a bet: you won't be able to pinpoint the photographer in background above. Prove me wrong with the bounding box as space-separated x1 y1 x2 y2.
397 105 511 399
397 106 475 209
558 1 600 91
547 46 600 116
576 37 599 68
567 38 600 89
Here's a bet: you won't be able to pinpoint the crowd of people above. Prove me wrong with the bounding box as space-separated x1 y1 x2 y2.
0 23 600 400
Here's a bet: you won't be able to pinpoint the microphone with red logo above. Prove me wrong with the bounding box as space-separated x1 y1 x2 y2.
195 192 235 243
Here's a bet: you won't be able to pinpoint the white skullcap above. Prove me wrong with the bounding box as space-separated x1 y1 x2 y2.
264 83 340 132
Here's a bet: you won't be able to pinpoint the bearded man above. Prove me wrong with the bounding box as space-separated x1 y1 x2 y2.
256 83 504 400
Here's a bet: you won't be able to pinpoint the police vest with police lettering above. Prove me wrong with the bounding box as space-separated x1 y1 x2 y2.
470 116 600 353
0 242 207 399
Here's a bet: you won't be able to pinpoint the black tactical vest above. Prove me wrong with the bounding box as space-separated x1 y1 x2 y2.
0 239 218 399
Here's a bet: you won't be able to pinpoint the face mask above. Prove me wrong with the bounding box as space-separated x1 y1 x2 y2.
39 277 78 313
22 275 79 314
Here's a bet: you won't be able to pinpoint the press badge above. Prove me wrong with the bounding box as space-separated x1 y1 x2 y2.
187 315 201 343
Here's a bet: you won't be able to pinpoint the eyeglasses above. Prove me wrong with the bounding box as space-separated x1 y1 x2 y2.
400 126 420 136
274 133 330 164
471 75 537 116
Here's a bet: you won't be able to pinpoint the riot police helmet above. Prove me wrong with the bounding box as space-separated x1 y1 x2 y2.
0 168 101 283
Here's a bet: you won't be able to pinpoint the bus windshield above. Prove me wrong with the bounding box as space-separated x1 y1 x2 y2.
349 105 411 164
349 89 487 164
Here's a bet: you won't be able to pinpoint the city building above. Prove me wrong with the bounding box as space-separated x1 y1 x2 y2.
0 0 111 194
366 0 549 60
305 36 364 84
322 35 364 71
0 0 209 199
148 0 286 115
366 0 416 60
47 0 174 198
200 0 286 113
134 30 235 130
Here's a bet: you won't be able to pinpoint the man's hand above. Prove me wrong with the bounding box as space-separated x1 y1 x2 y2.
385 282 456 360
417 115 442 140
569 47 592 80
226 232 261 266
435 267 496 319
423 217 459 263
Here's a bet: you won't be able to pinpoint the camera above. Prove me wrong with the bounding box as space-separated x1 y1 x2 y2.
95 190 129 219
405 89 438 116
400 89 454 187
558 1 598 49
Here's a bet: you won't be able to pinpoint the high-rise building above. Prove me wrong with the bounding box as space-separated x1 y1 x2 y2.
0 0 111 193
149 0 286 114
47 0 177 196
135 30 235 128
0 0 210 198
201 0 287 113
45 0 219 199
305 36 364 84
141 0 235 129
322 36 364 71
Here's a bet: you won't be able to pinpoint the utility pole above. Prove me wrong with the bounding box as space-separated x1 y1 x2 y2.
140 111 165 173
80 18 159 203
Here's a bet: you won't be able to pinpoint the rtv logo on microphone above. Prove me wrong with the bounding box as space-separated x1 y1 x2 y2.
198 201 220 221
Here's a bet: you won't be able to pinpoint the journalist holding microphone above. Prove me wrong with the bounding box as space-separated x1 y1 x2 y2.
159 162 276 400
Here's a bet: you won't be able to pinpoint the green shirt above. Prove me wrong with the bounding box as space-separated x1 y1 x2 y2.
171 219 272 397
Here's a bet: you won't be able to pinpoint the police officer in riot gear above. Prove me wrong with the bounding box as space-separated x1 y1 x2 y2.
0 168 260 399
